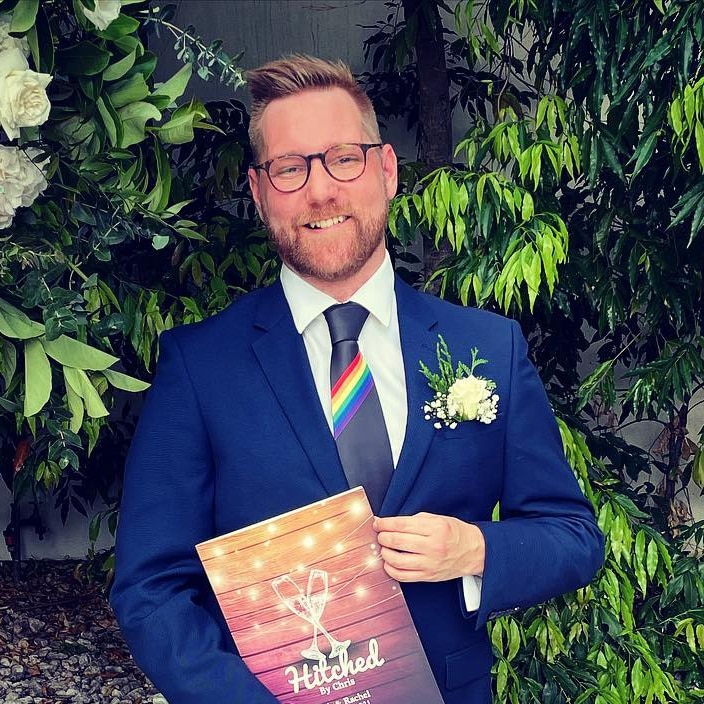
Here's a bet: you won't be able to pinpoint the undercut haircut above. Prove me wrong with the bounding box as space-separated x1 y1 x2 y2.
247 54 381 162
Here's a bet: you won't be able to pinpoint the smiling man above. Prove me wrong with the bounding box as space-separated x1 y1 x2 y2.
249 86 394 293
111 55 604 704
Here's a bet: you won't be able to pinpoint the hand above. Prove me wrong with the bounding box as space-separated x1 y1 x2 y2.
373 512 485 583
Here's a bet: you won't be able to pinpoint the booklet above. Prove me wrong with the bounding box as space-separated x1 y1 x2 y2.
196 486 444 704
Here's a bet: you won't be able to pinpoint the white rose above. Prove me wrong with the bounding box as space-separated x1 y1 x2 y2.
82 0 122 31
0 145 26 209
17 147 49 206
0 146 49 230
0 48 52 140
0 14 30 55
447 375 492 421
0 198 15 229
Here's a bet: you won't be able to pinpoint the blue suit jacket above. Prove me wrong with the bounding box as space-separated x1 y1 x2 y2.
111 277 604 704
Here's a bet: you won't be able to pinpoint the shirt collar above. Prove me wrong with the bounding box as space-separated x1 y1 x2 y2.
280 252 395 334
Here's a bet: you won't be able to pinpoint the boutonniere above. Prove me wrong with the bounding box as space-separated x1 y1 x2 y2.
420 336 499 429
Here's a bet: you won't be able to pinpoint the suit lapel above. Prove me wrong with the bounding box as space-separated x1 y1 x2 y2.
251 282 349 497
381 279 438 516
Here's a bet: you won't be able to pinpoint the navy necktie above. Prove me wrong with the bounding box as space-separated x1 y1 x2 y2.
324 303 393 513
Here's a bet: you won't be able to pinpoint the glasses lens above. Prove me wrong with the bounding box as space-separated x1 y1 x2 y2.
325 144 366 181
269 155 308 192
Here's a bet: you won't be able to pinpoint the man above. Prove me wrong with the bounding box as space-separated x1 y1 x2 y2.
111 55 604 704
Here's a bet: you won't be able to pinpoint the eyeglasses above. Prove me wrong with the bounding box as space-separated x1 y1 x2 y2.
252 143 383 193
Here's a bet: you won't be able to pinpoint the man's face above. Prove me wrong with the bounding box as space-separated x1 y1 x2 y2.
248 88 398 283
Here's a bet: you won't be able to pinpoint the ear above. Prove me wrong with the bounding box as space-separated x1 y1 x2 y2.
380 144 398 200
248 167 263 219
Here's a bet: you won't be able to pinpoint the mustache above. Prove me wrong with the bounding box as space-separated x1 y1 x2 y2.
296 206 351 226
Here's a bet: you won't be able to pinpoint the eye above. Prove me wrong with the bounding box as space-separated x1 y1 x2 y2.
328 149 363 168
271 158 306 179
278 165 305 176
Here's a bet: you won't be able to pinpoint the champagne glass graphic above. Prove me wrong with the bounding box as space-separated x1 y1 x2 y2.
272 569 351 661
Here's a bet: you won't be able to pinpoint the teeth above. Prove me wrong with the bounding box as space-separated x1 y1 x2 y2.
307 215 347 229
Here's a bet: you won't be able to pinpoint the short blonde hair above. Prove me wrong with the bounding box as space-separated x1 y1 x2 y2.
247 54 381 162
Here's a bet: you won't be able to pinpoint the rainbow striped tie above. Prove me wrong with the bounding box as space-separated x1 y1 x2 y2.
324 303 393 513
331 351 374 439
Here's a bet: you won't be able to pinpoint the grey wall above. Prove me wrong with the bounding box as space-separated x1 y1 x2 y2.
0 485 114 560
157 0 384 81
150 0 424 157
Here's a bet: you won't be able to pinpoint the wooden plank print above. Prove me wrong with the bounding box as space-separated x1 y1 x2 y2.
196 487 444 703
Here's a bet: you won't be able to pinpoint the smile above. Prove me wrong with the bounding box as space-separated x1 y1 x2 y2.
305 215 349 229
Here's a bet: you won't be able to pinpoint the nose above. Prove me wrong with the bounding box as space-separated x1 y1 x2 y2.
304 155 338 205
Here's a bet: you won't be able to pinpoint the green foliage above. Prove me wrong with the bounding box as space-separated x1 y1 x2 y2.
419 335 489 393
379 0 704 700
0 1 271 525
390 98 573 311
142 4 245 88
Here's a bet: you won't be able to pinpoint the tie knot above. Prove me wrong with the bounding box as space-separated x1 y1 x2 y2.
324 302 370 344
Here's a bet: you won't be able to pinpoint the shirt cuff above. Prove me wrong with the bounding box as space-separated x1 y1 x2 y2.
462 575 483 612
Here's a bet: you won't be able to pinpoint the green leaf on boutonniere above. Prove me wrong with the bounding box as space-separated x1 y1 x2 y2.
419 335 488 394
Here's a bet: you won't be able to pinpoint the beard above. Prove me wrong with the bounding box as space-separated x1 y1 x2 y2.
261 200 389 282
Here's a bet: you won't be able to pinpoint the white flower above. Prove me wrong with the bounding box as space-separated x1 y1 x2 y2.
17 147 48 205
0 48 52 140
82 0 122 31
0 196 15 229
0 146 49 230
0 146 26 209
447 375 492 421
0 14 30 55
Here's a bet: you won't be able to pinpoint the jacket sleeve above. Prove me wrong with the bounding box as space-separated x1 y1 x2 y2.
110 331 278 704
472 321 604 628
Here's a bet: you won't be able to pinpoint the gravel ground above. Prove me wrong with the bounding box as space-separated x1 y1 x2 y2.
0 560 161 704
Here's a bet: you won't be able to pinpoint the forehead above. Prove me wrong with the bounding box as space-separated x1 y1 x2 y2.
259 87 367 159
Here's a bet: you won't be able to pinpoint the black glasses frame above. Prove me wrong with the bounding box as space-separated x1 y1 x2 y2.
252 143 383 193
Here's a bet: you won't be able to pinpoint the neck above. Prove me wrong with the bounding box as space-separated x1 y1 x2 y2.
296 244 386 302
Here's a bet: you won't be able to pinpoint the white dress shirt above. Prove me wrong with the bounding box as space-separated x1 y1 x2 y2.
280 253 482 611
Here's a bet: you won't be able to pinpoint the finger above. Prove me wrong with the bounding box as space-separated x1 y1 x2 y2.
374 513 437 535
379 546 427 570
381 562 429 582
376 530 431 554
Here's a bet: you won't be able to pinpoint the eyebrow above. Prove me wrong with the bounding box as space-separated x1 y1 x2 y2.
267 142 364 161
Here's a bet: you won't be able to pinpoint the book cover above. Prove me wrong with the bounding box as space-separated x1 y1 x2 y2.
196 486 445 704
